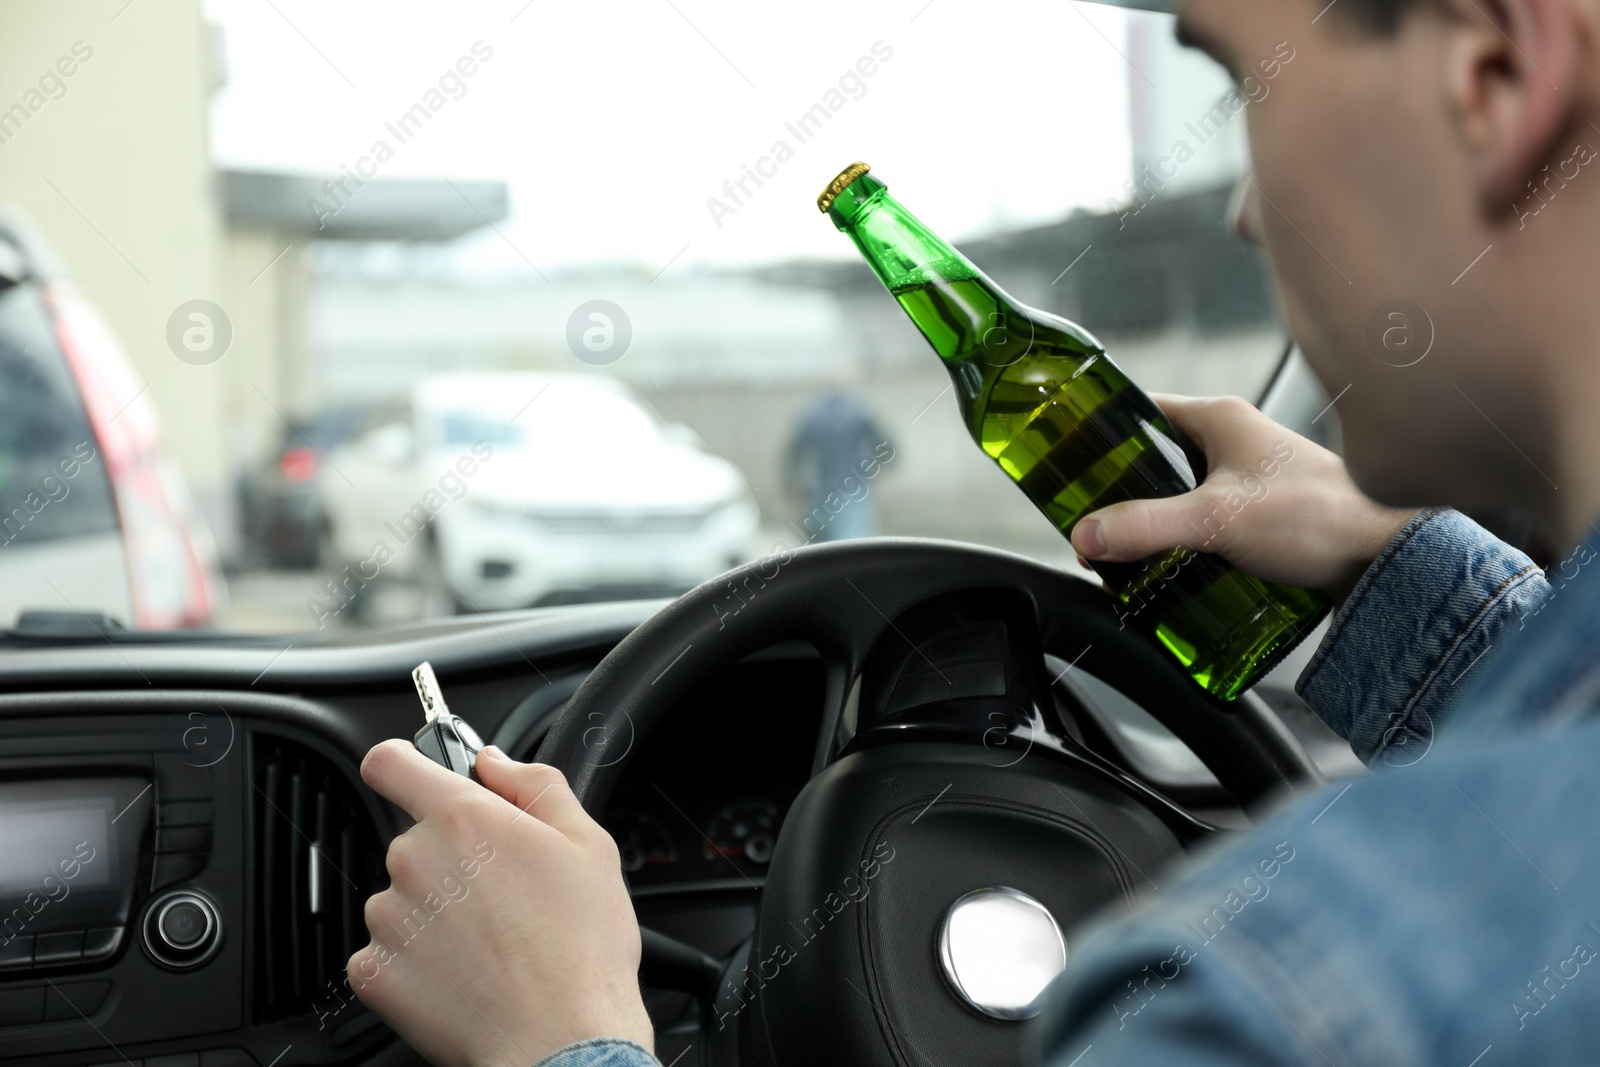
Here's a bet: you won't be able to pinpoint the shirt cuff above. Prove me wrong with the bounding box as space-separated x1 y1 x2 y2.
1295 508 1546 764
531 1038 661 1067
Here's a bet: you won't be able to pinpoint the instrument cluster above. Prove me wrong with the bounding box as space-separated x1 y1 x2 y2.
603 797 785 889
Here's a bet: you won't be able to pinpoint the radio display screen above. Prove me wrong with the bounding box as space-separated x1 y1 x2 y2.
0 801 114 893
0 777 148 942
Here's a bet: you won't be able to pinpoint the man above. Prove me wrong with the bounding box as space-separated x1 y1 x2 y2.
346 0 1600 1062
782 380 893 542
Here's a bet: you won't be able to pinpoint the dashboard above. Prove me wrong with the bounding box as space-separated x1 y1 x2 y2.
0 599 1348 1067
0 604 834 1067
0 603 642 1067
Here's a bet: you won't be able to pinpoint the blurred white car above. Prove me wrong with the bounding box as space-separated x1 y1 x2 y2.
317 373 760 615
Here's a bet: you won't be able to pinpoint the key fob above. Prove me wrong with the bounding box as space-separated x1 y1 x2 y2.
411 661 484 778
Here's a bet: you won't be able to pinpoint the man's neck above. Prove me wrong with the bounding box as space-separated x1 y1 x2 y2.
1552 411 1600 549
1484 152 1600 550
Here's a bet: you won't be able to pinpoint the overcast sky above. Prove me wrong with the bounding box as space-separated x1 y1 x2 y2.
204 0 1151 275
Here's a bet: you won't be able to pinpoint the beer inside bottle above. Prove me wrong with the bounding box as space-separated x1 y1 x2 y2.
818 162 1330 701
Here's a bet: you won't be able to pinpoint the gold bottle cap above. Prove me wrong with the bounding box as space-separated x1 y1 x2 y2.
817 162 872 213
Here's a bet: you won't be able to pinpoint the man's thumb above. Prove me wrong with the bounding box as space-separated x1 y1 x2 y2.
1071 495 1206 563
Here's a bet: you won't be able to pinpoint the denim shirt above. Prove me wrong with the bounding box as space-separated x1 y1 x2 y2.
543 508 1599 1067
532 1039 658 1067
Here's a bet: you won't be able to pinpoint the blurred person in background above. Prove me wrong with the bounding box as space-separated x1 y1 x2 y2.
782 376 894 541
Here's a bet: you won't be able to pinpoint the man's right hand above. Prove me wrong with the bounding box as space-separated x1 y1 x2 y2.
1069 394 1419 604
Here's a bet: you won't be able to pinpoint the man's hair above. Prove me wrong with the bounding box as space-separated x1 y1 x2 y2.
1340 0 1419 33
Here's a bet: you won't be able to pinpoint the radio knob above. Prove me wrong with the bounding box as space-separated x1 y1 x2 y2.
159 900 209 949
141 890 221 969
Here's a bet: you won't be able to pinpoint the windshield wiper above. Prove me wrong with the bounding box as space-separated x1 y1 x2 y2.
0 611 233 645
10 610 129 639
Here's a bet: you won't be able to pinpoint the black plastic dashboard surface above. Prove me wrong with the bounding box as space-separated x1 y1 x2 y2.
0 602 659 1067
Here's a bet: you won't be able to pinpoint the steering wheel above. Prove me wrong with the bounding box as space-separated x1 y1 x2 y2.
535 537 1319 1067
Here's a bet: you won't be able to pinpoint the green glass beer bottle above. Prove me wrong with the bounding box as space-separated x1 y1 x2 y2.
818 162 1329 700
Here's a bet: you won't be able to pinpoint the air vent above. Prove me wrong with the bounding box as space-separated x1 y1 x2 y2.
250 734 386 1023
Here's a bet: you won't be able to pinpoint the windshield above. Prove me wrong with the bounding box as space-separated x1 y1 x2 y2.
0 3 1286 636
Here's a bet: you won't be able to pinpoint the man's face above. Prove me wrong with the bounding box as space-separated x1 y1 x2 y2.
1179 0 1552 513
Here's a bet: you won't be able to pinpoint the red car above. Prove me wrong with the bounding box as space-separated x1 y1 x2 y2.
0 211 221 632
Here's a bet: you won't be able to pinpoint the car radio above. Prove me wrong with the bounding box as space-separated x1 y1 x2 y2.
0 775 145 973
0 730 239 1045
0 700 392 1067
0 754 223 982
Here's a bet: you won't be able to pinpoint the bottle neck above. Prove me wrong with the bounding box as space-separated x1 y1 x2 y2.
826 175 979 289
828 176 1004 362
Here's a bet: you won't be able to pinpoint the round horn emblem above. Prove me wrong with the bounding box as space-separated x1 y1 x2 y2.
938 886 1068 1020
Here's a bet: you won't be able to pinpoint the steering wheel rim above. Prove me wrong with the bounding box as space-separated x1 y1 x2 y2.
535 537 1321 1067
538 536 1318 813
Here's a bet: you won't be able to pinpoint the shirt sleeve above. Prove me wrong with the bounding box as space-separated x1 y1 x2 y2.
532 1039 662 1067
1294 507 1548 764
1028 707 1600 1066
1027 924 1320 1067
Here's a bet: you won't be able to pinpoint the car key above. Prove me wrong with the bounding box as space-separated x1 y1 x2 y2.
411 661 485 778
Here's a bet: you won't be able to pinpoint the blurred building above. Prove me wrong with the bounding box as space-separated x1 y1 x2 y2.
305 262 840 396
0 0 505 562
217 169 508 439
0 2 228 539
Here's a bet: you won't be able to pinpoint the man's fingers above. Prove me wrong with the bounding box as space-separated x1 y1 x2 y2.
1073 495 1208 563
1147 393 1208 445
473 747 592 837
1149 393 1259 457
360 739 594 840
360 738 477 823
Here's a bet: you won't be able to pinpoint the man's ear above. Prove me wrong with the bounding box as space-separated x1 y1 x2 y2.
1441 0 1586 216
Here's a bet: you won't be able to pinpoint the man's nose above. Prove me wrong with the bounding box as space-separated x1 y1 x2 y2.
1227 171 1266 247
